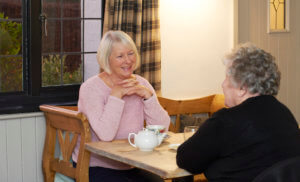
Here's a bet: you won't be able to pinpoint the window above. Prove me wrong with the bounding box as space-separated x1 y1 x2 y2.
268 0 290 33
0 0 103 114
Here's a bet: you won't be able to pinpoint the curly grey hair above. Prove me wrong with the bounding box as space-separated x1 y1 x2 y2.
223 43 281 95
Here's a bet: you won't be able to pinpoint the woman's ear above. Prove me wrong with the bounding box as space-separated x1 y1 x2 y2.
238 86 248 97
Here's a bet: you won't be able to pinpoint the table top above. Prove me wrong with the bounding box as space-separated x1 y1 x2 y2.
85 132 192 179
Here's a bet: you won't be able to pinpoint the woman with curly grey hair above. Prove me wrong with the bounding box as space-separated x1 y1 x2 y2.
177 43 300 182
222 42 281 107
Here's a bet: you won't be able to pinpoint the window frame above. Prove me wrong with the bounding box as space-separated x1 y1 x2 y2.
0 0 105 114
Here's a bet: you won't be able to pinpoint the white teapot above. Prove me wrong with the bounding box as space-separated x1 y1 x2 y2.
128 129 166 151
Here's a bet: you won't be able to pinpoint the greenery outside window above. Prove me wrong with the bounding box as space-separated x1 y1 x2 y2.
0 4 22 93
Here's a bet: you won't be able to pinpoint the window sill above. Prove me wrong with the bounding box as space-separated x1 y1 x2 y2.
0 112 44 120
0 85 79 114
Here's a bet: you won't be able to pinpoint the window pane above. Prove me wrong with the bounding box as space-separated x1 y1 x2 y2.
42 20 61 53
42 54 62 86
0 7 23 93
43 0 61 18
277 3 285 29
42 54 83 86
269 0 285 30
0 56 23 92
63 54 82 84
0 0 22 19
84 53 98 81
85 0 102 18
63 20 81 52
63 0 81 18
0 19 22 55
84 20 101 52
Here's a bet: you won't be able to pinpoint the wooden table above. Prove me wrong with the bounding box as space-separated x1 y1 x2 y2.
85 132 192 179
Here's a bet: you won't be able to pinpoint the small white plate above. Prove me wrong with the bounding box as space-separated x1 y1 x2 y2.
168 143 180 151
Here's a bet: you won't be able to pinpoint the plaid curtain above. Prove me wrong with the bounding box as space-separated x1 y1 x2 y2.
103 0 161 93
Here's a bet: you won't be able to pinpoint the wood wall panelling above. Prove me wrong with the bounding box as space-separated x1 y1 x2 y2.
0 121 8 182
36 116 46 182
6 119 22 182
236 0 300 123
0 114 46 182
291 0 299 123
21 118 37 182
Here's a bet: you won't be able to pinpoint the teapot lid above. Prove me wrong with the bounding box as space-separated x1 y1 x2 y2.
139 128 156 134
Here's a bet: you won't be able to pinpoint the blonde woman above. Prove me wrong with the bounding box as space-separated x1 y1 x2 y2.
73 30 170 182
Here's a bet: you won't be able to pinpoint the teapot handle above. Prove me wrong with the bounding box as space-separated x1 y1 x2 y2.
128 133 137 148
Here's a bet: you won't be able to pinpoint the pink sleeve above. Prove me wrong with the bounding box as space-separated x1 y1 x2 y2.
143 96 171 131
78 82 125 141
138 76 171 130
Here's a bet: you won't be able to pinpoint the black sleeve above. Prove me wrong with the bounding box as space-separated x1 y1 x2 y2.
176 116 222 174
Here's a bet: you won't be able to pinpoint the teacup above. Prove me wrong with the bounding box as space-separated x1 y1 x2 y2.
146 125 166 134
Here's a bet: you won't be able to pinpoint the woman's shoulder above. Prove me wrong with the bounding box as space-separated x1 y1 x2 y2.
212 107 228 117
80 74 105 90
207 108 228 123
82 75 102 84
134 74 147 81
134 74 151 85
210 107 241 126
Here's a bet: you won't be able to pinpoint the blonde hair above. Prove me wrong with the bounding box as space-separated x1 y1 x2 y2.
96 30 140 74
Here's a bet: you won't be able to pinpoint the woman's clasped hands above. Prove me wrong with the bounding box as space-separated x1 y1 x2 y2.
110 75 153 100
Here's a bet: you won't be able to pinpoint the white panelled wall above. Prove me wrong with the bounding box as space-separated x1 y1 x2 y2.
0 113 45 182
236 0 300 123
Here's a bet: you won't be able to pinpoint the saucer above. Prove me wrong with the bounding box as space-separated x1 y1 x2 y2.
168 143 180 151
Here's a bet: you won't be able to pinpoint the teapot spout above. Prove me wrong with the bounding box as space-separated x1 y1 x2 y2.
157 133 167 145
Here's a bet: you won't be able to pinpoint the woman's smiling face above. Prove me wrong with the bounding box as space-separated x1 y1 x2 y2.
109 42 136 80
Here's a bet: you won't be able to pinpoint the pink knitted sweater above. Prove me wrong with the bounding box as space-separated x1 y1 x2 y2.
72 74 170 170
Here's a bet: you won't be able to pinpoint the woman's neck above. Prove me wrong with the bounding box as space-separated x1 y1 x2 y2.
99 72 133 87
239 92 260 105
109 74 123 84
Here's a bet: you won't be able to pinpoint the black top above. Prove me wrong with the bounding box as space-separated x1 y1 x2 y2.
176 95 300 182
